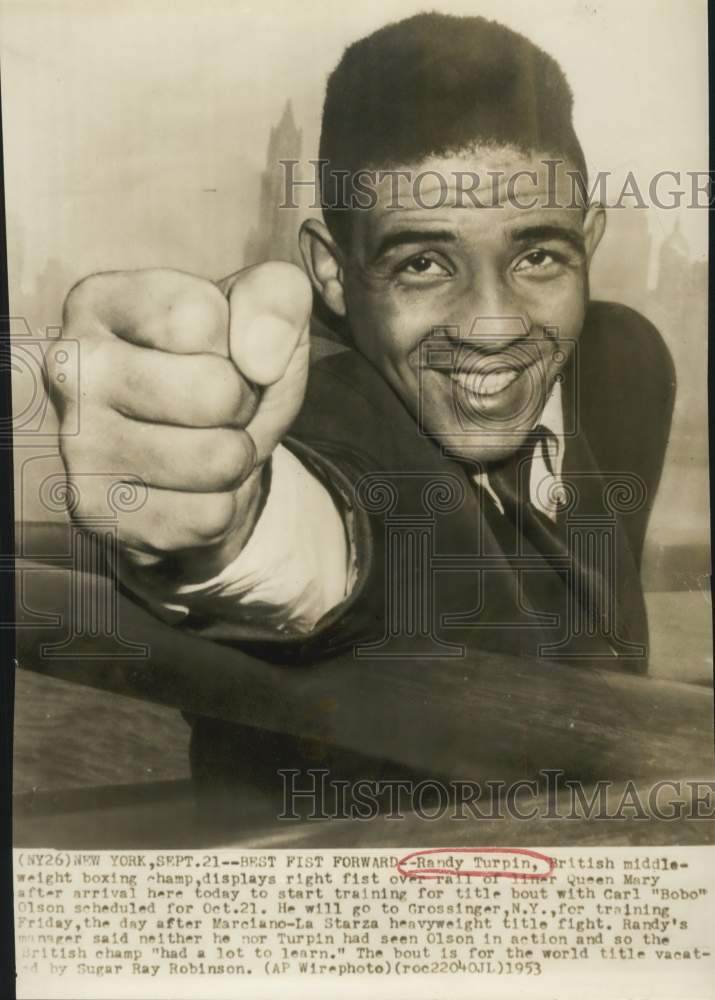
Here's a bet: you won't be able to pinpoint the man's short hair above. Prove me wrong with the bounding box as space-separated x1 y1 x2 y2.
319 12 587 243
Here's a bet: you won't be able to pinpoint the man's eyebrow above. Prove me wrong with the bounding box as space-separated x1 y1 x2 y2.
510 225 585 253
371 228 457 262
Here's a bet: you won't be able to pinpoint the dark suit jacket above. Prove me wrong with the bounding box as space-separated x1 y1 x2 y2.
189 300 675 676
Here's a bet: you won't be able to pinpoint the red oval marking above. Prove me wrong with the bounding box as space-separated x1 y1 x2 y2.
396 847 555 880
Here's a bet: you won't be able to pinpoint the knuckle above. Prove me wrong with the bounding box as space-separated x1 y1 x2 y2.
192 493 237 542
117 525 165 556
114 504 175 556
164 279 228 355
128 527 173 555
197 357 255 425
61 414 110 470
76 338 109 389
44 347 74 397
64 480 103 523
62 272 110 327
58 436 86 474
46 339 98 399
205 430 254 489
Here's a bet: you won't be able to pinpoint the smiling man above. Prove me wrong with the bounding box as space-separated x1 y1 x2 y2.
304 151 598 463
47 13 675 778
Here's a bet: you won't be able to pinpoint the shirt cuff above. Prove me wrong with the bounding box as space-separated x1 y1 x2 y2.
132 444 354 633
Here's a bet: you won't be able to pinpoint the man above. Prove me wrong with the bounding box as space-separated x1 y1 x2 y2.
47 13 674 783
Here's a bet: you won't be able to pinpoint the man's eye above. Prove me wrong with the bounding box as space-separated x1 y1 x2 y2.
401 255 450 277
514 249 560 272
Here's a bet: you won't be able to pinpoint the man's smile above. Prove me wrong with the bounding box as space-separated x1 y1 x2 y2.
451 363 524 397
454 359 544 419
418 348 549 423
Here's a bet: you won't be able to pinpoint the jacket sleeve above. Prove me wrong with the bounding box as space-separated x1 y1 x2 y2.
170 352 403 662
579 302 677 568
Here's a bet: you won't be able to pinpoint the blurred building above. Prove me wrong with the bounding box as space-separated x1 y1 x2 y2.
650 220 708 448
242 100 304 267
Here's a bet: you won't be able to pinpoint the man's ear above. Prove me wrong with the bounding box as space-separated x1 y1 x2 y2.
299 219 346 317
583 204 606 263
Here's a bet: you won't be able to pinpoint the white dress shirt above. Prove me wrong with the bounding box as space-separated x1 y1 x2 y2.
135 383 566 634
474 380 565 520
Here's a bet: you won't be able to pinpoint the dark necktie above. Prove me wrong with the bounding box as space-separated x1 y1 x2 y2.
485 426 565 562
480 428 612 636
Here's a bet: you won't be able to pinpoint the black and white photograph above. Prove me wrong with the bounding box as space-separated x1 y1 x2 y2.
2 0 713 996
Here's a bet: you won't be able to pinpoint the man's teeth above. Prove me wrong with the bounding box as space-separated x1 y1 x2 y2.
451 367 522 397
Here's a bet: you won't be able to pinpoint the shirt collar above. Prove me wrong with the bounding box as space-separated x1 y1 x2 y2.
540 378 564 440
537 379 565 478
471 379 565 515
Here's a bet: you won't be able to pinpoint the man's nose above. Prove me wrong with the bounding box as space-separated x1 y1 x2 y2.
465 314 530 347
452 274 531 348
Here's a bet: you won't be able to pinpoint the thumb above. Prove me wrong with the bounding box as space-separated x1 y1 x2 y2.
226 261 312 464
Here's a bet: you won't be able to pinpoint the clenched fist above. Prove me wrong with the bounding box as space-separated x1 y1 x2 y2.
46 262 312 589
